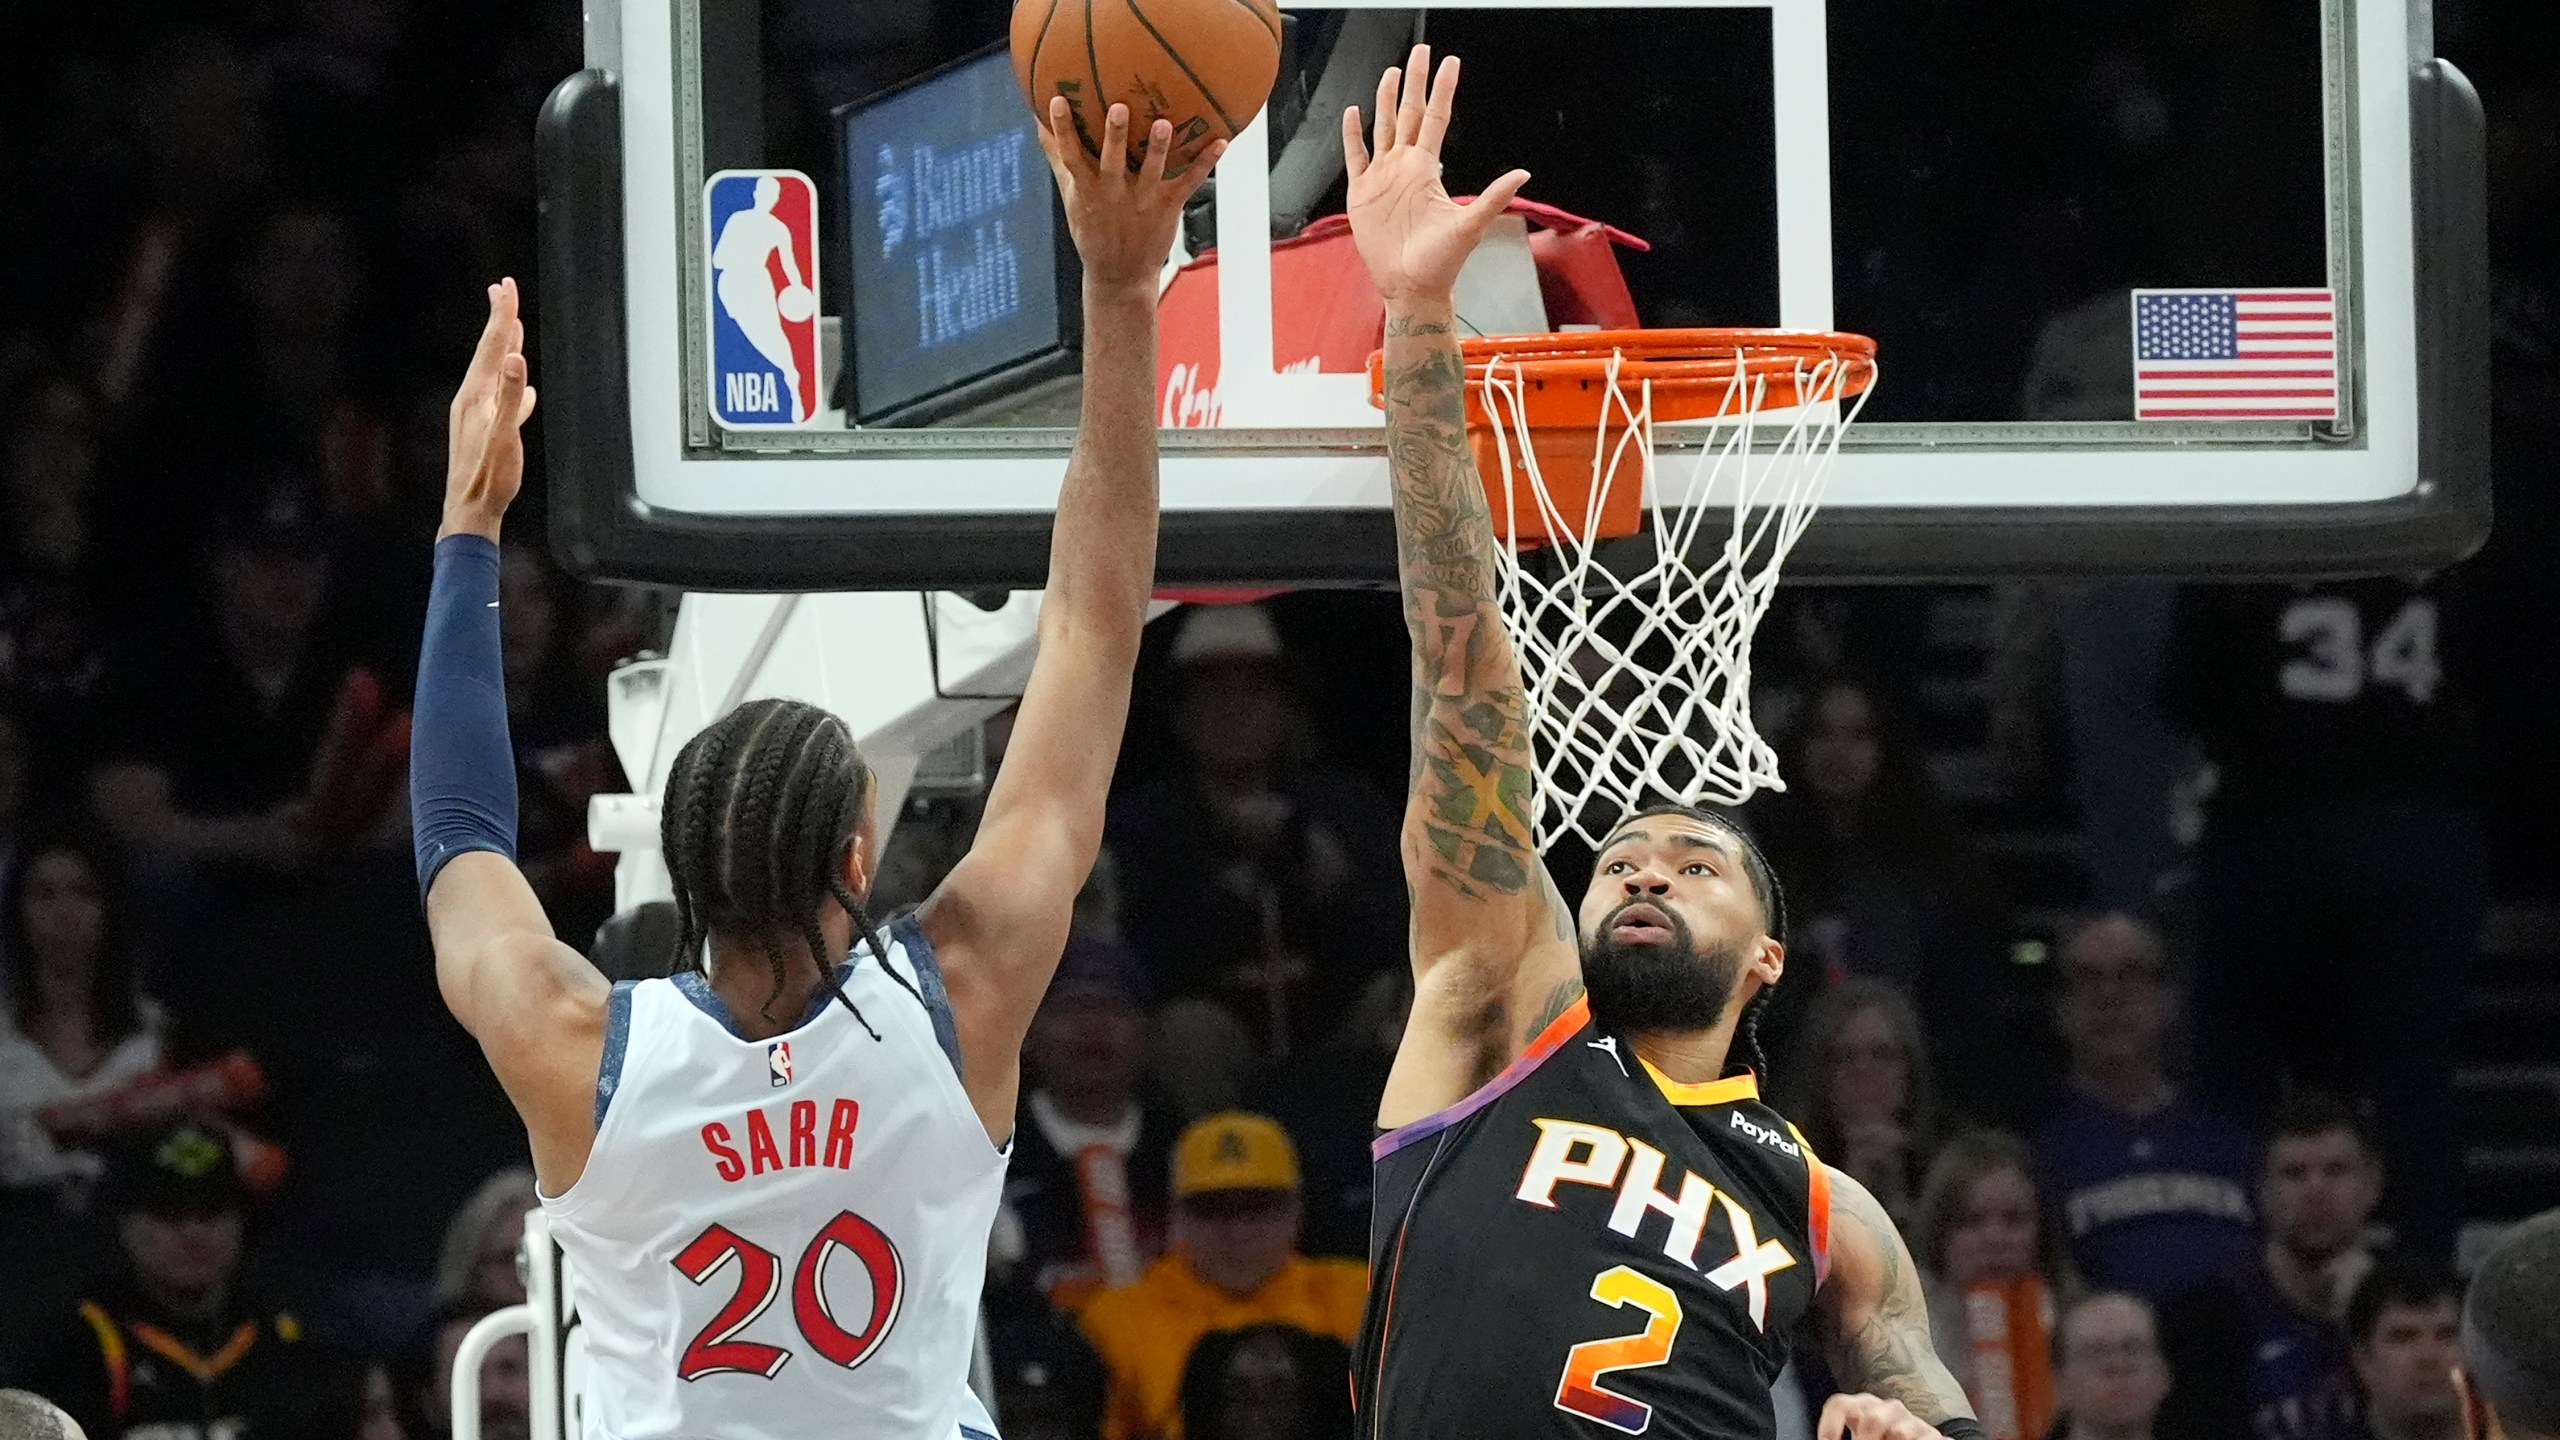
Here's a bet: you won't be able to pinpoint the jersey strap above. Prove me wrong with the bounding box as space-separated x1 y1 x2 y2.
594 980 637 1125
1788 1120 1834 1286
1374 995 1593 1160
885 912 963 1079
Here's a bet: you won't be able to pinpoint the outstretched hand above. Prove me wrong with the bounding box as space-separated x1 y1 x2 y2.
1342 46 1531 309
443 277 538 541
1037 98 1226 295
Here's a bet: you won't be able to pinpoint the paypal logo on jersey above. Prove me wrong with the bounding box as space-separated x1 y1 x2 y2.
704 169 821 429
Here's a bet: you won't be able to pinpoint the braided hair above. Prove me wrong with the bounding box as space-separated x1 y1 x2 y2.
659 698 925 1032
1606 802 1790 1083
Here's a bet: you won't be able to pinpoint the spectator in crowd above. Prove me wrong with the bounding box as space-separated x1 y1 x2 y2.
1264 968 1408 1259
0 833 164 1194
1007 935 1179 1311
11 1121 348 1440
2166 575 2483 1262
1780 976 1940 1227
1077 1113 1364 1440
1748 675 2005 1106
2344 1260 2465 1440
495 543 617 946
0 373 113 795
1915 1128 2075 1436
2454 1209 2560 1440
1177 1324 1353 1440
87 486 346 877
430 1168 537 1311
2161 1093 2388 1440
2054 1294 2174 1440
984 1268 1109 1440
1107 606 1403 1113
402 1300 528 1440
2035 911 2256 1310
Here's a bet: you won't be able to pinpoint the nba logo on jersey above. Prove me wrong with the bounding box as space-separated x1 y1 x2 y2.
768 1040 793 1088
704 169 821 429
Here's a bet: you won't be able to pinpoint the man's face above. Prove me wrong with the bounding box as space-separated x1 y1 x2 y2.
1575 816 1776 1037
1824 1003 1910 1128
2057 918 2171 1074
120 1208 244 1302
1025 989 1148 1104
432 1323 530 1440
1801 684 1883 804
1943 1165 2042 1288
2263 1127 2384 1260
1176 1189 1300 1298
2057 1297 2171 1434
2354 1299 2463 1435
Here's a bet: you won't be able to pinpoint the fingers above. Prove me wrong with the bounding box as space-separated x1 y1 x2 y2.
464 282 512 383
1394 43 1431 146
1138 116 1172 184
1098 102 1131 177
1816 1395 1853 1440
1462 167 1532 231
1342 104 1369 179
1373 65 1399 156
1417 53 1460 152
1044 95 1094 183
493 353 530 438
1172 137 1229 198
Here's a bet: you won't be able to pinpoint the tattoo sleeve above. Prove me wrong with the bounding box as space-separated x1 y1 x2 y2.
1816 1172 1975 1426
1380 307 1542 901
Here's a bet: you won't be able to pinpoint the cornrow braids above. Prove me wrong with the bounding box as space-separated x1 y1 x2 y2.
657 698 902 1037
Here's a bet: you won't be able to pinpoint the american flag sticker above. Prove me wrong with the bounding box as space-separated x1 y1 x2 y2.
2132 289 2339 420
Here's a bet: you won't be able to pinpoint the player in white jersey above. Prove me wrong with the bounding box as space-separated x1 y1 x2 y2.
406 103 1219 1440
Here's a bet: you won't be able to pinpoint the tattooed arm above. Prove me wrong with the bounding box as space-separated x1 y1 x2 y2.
1813 1169 1977 1440
1342 47 1579 1129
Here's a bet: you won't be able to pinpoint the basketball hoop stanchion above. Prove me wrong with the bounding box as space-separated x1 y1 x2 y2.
1371 329 1879 850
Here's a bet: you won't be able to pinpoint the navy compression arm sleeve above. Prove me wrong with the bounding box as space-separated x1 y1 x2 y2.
410 533 519 899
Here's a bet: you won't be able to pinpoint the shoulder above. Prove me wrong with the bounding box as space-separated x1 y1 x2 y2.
1296 1256 1372 1317
1075 1263 1175 1339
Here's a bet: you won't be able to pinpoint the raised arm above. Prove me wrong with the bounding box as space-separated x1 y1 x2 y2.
1812 1168 1979 1440
921 104 1221 1133
412 279 610 1195
1346 49 1582 1128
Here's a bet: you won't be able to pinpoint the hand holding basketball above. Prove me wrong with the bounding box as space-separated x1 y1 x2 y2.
1035 96 1225 293
443 277 539 540
1343 47 1531 308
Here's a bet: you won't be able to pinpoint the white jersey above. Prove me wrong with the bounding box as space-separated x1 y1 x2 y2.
541 918 1006 1440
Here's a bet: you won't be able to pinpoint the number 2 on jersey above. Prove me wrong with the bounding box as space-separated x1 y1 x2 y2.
1554 1266 1683 1435
673 1212 904 1381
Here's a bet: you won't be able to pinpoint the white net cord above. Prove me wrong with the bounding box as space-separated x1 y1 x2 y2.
1477 344 1876 850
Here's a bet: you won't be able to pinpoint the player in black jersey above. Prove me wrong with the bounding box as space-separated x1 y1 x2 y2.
1339 49 1985 1440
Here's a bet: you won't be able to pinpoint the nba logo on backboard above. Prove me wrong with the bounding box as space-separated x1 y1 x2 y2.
705 169 821 429
767 1040 793 1088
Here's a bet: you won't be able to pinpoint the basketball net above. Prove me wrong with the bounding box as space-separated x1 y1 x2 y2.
1472 337 1876 850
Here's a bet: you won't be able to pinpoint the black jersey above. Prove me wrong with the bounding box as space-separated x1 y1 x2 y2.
1355 996 1830 1440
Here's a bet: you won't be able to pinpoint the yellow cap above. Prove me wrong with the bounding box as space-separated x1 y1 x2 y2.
1172 1112 1300 1197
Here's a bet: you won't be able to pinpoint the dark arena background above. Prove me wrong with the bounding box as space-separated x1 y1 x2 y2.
2 3 2557 1440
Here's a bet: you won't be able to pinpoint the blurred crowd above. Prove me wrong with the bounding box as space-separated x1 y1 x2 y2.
4 3 2557 1440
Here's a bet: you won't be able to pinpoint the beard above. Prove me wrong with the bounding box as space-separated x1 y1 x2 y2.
1581 900 1749 1036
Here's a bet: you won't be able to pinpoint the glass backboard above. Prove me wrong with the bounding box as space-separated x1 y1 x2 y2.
538 0 2487 590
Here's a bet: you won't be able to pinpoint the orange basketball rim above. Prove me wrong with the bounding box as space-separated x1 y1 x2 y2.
1367 328 1880 546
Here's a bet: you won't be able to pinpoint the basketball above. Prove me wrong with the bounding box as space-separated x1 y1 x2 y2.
1011 0 1283 175
776 284 817 324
